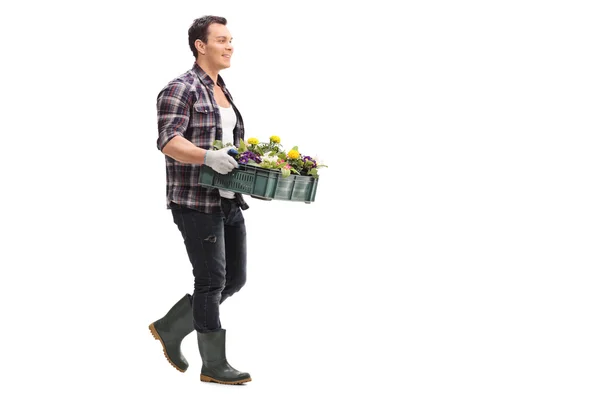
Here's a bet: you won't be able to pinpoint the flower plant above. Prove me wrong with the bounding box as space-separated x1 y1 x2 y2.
213 136 327 178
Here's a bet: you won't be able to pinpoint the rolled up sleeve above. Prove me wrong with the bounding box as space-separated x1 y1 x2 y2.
156 81 191 151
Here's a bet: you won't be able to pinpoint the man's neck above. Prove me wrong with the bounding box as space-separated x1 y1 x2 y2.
196 60 219 87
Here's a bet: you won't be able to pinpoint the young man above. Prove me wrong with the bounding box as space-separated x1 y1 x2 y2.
149 15 251 385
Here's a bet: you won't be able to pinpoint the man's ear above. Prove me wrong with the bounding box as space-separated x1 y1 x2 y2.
195 39 205 55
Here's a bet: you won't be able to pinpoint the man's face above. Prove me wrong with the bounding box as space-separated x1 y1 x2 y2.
198 23 233 70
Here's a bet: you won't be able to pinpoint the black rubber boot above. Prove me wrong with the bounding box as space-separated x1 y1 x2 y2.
149 294 194 372
197 329 251 384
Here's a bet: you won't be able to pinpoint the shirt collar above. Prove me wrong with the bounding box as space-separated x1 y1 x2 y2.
192 62 226 90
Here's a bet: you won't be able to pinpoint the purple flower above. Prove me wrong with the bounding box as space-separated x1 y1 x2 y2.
302 155 317 168
238 151 262 165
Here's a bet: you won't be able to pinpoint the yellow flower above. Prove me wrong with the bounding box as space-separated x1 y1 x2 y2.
247 137 259 145
270 135 281 144
287 149 300 159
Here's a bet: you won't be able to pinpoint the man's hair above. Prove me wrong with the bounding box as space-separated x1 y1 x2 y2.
188 15 228 58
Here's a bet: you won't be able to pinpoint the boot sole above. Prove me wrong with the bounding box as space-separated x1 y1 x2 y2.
148 323 186 373
200 375 252 385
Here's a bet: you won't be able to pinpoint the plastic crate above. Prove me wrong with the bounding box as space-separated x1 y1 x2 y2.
199 164 319 203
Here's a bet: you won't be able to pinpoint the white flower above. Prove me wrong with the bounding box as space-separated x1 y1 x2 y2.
314 154 326 166
262 151 279 163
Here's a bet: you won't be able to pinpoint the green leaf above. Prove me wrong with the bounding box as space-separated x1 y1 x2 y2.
213 140 224 150
308 169 319 177
291 146 299 151
238 140 247 152
281 168 291 178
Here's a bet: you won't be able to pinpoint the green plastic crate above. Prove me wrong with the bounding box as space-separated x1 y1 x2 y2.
199 164 319 203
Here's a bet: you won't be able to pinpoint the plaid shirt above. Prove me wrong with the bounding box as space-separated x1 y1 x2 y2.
156 63 248 213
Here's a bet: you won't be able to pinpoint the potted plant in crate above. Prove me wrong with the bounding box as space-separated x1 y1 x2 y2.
201 136 327 203
215 136 326 178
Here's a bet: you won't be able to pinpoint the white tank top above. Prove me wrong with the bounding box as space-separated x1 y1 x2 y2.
218 105 237 199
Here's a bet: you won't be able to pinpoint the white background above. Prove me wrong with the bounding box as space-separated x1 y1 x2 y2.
1 0 599 399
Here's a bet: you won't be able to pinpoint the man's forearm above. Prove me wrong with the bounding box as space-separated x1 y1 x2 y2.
162 135 207 165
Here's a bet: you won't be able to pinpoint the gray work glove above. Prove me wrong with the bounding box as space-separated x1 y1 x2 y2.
204 147 238 174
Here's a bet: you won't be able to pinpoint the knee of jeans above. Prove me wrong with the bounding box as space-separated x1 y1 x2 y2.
229 274 247 293
194 275 226 293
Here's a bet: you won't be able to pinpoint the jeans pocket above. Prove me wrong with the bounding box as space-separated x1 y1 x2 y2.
226 205 245 226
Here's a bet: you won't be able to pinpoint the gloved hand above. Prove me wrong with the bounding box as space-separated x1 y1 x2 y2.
204 147 238 174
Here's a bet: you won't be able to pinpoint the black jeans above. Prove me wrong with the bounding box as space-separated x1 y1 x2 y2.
170 198 247 333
